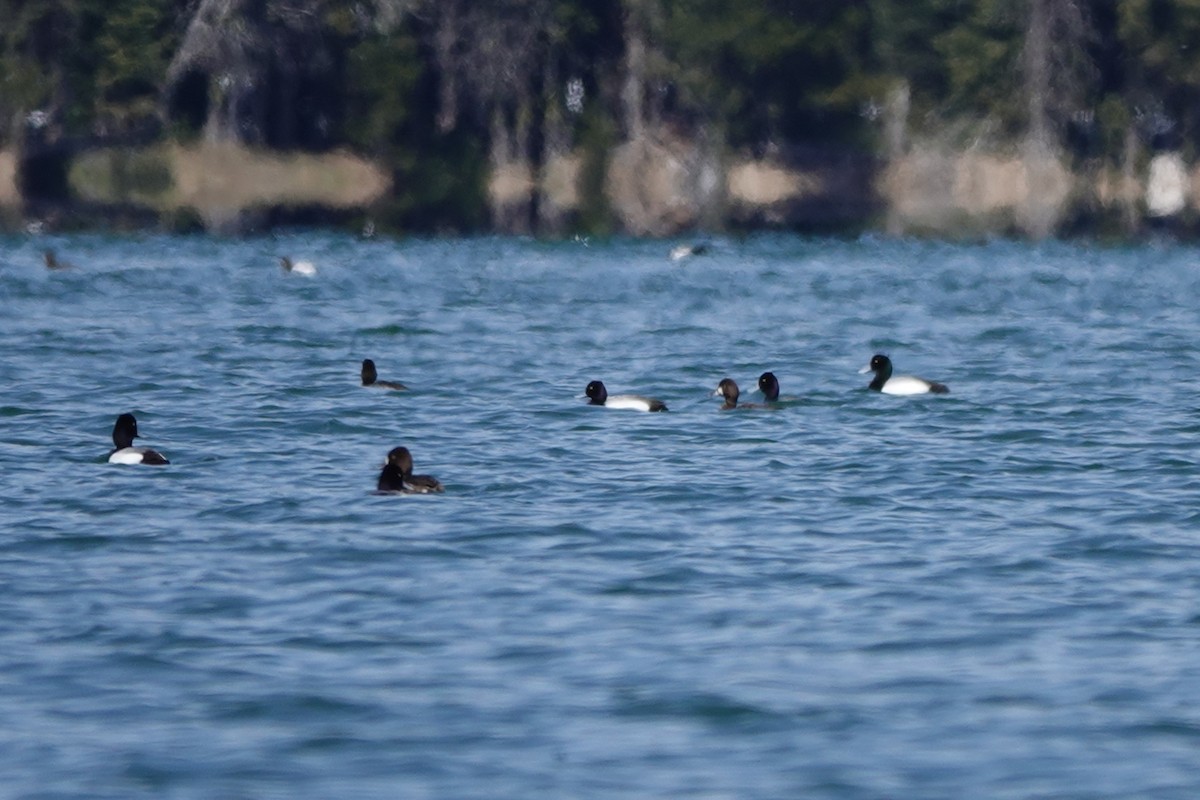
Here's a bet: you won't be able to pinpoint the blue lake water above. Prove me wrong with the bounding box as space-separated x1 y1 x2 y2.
1 232 1198 798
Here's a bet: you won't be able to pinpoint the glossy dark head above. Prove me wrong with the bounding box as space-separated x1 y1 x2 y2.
866 354 892 386
714 378 739 409
112 413 139 449
386 446 414 476
584 380 607 405
377 446 410 492
362 359 379 385
860 354 894 392
757 371 779 402
278 256 293 272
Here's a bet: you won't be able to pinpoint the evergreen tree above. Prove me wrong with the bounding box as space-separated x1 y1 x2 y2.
1117 0 1200 152
658 0 880 150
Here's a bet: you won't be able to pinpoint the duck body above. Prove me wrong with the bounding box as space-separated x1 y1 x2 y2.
584 380 667 412
860 354 949 395
279 256 317 276
377 446 443 493
669 243 709 261
361 359 408 390
109 448 169 465
108 413 169 465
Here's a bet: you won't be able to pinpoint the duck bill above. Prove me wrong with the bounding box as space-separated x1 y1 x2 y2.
858 364 872 374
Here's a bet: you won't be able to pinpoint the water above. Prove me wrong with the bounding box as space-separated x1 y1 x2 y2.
1 233 1198 798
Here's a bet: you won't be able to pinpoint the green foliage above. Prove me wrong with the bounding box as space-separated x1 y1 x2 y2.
381 126 489 233
931 0 1025 139
93 0 178 129
341 32 424 154
0 0 74 133
69 146 172 204
340 24 487 232
574 105 618 235
659 0 880 147
0 0 180 140
1118 0 1200 148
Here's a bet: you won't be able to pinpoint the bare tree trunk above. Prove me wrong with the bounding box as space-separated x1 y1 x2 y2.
1020 0 1094 238
620 16 646 141
1024 0 1052 152
1121 125 1140 234
1022 0 1093 151
434 2 460 134
884 82 910 161
536 52 571 234
489 109 513 230
488 104 535 234
883 82 910 236
1021 0 1055 237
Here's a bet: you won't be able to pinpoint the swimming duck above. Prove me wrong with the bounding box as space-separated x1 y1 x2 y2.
279 256 317 276
669 243 710 261
584 380 667 412
860 354 949 395
714 378 769 410
757 371 780 402
107 413 170 465
377 446 443 493
361 359 408 390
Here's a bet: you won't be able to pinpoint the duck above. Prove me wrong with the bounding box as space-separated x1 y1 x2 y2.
361 359 408 390
278 256 317 276
669 243 709 261
44 249 74 270
757 371 780 402
860 354 949 395
377 446 443 493
107 413 170 465
714 378 770 410
584 380 667 412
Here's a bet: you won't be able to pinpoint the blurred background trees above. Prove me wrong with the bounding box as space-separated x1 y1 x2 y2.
1 0 1196 235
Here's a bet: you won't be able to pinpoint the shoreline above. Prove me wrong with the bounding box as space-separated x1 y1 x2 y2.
1 140 1189 239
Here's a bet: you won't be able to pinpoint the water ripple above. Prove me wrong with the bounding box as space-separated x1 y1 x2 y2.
1 233 1198 798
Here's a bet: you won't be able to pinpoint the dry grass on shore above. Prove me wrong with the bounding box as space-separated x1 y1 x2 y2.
69 142 390 218
0 152 18 207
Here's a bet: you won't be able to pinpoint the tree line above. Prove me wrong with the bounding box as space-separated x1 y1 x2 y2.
1 0 1196 235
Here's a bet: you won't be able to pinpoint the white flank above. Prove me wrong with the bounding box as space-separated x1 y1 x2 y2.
881 376 936 395
604 395 656 411
109 448 148 464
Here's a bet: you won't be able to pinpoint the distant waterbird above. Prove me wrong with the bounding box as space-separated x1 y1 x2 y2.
361 359 408 390
279 256 317 276
44 249 74 270
669 243 709 261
